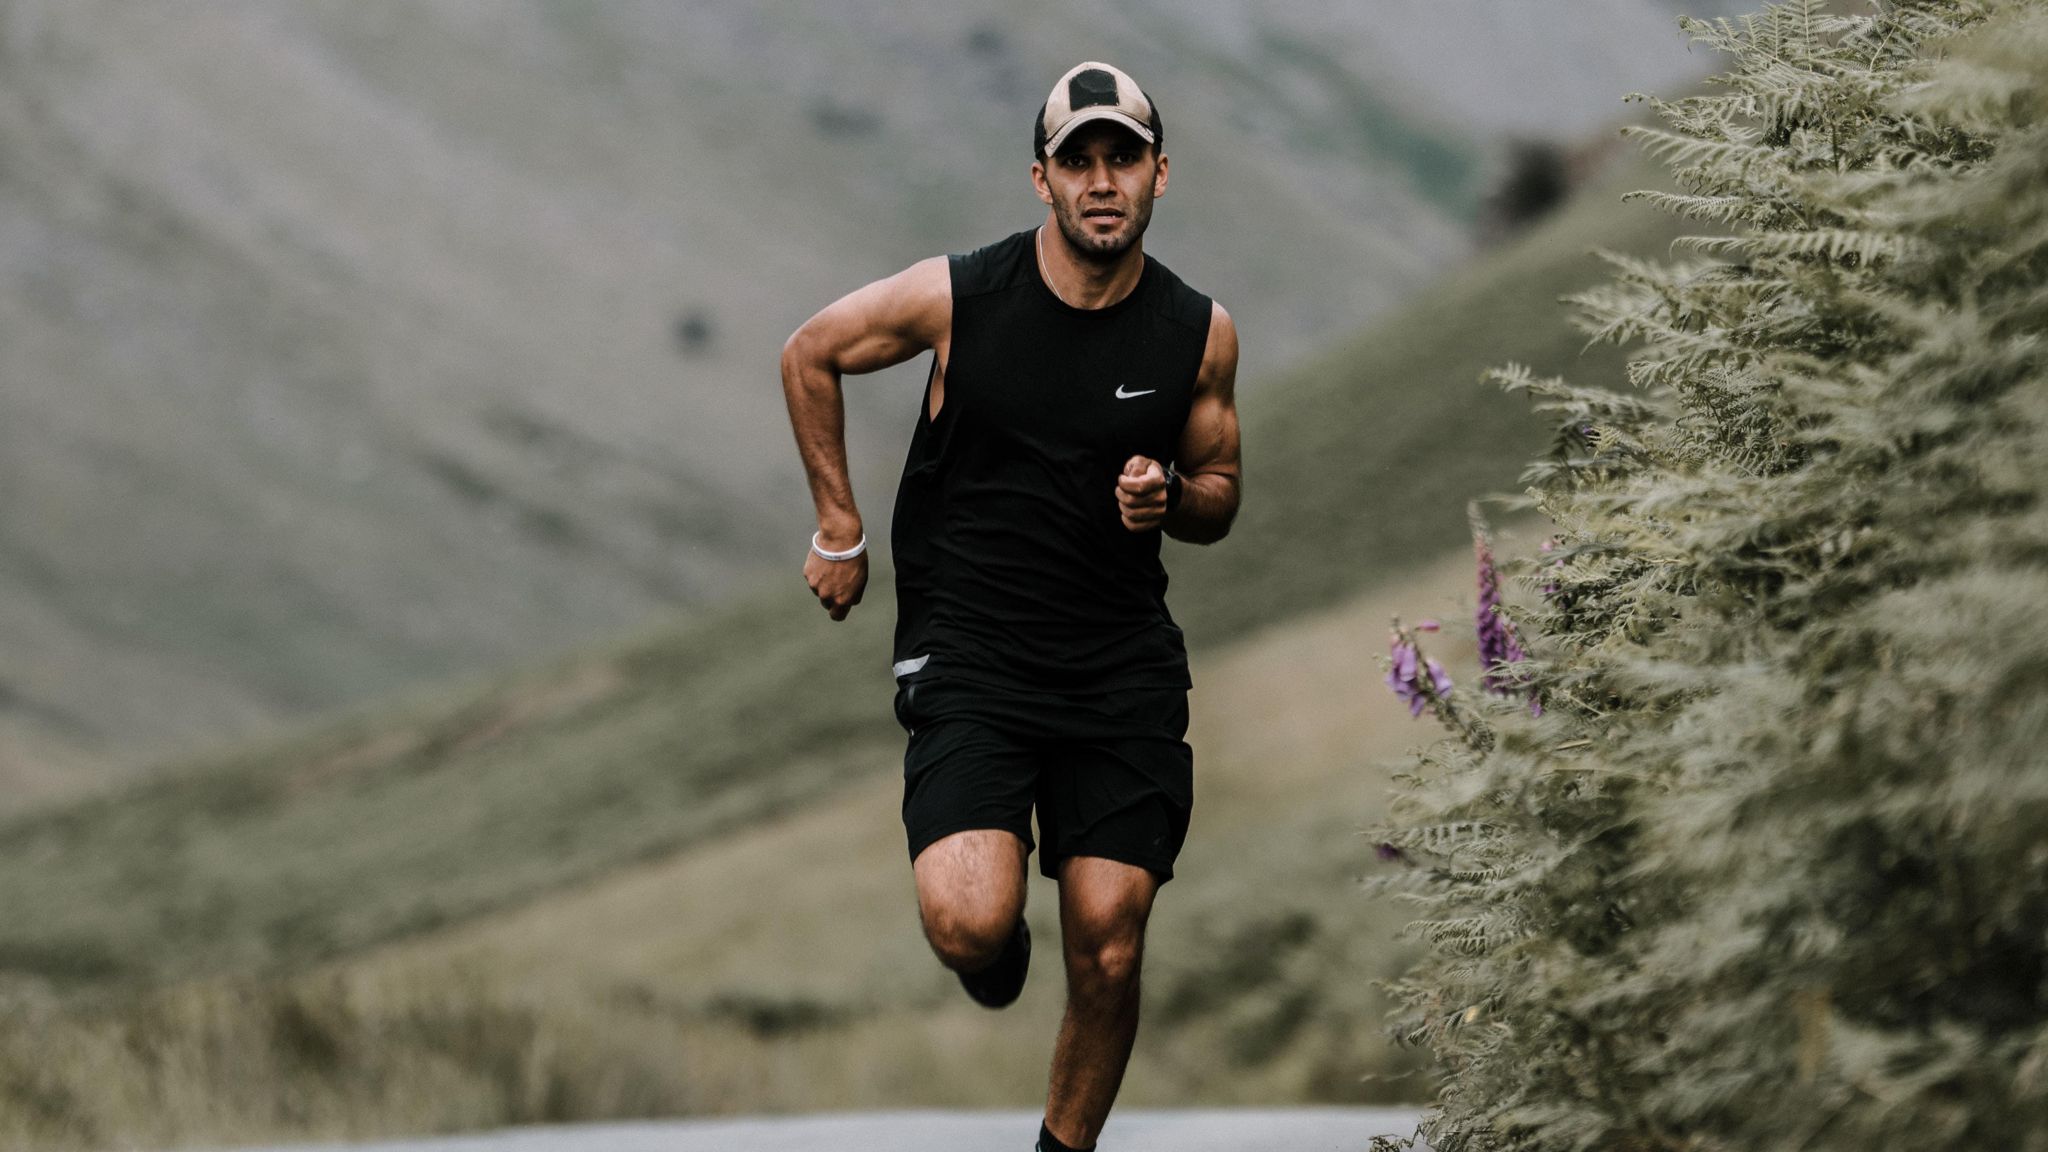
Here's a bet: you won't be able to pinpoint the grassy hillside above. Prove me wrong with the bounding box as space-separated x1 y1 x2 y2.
0 0 1720 796
0 149 1685 995
0 546 1490 1149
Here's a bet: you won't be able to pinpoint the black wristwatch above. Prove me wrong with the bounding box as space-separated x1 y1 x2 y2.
1164 464 1185 515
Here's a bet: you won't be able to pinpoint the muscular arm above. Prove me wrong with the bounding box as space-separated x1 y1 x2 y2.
1116 301 1242 544
781 256 950 619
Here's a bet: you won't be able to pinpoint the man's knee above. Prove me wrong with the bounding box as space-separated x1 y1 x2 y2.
921 901 1017 972
1061 902 1148 991
1064 928 1144 991
912 829 1027 971
1056 855 1157 991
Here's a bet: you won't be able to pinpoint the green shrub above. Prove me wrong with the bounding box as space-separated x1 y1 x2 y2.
1373 3 2048 1149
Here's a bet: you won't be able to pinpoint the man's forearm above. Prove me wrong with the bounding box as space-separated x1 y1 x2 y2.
1163 472 1238 545
780 338 863 544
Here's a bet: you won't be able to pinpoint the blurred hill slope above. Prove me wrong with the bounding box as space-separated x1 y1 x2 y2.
0 137 1709 1146
0 0 1719 799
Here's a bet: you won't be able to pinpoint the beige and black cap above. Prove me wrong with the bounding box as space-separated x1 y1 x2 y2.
1033 61 1163 158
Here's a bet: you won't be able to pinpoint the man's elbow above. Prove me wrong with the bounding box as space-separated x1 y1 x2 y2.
780 325 810 377
1179 519 1235 546
1167 503 1238 546
781 323 831 391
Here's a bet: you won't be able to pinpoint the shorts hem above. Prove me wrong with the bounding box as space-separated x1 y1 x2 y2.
1040 848 1178 886
906 819 1036 866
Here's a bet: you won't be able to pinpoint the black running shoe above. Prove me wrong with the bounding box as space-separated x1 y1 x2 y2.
959 917 1030 1009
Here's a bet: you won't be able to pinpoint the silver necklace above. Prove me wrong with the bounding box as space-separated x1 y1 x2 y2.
1036 225 1079 308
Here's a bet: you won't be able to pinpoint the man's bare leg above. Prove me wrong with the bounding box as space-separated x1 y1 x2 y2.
1043 855 1160 1149
912 828 1029 973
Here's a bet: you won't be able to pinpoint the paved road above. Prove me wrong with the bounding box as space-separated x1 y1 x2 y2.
202 1108 1427 1151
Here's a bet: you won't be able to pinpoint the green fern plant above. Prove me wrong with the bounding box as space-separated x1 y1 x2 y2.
1371 3 2048 1149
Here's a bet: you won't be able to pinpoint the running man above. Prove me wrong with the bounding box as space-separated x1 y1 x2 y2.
779 61 1240 1152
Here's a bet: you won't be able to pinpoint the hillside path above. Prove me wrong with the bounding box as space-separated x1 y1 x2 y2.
200 1107 1425 1151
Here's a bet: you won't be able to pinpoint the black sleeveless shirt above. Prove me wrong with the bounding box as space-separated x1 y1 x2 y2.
890 228 1214 693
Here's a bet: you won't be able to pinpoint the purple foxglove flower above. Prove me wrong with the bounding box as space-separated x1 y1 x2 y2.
1386 637 1424 716
1387 633 1452 718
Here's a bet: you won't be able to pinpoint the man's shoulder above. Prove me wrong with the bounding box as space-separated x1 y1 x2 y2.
948 229 1037 300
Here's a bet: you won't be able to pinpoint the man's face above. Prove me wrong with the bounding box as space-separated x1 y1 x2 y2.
1032 122 1169 262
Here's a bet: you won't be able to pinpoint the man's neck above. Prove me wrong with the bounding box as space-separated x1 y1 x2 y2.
1037 219 1144 310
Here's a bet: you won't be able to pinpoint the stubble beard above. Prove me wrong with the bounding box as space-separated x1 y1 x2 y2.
1052 188 1155 265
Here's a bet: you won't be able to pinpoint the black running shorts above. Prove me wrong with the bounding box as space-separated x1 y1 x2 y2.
893 667 1195 885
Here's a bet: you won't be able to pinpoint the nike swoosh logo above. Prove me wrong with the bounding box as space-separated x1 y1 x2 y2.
1114 385 1157 399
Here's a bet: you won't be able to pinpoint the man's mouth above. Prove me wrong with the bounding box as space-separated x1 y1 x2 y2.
1081 207 1124 222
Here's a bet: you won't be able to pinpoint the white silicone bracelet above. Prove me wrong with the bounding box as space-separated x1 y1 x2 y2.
811 530 867 561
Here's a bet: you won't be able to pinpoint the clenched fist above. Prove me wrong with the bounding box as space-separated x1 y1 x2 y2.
1117 455 1169 532
804 530 868 621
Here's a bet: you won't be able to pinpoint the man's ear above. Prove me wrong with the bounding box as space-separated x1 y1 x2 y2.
1152 152 1169 199
1030 158 1053 206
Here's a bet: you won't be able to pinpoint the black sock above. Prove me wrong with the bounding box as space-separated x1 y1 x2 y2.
1039 1120 1094 1152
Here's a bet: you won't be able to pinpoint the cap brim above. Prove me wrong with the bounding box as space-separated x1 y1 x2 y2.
1043 108 1156 156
